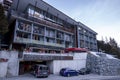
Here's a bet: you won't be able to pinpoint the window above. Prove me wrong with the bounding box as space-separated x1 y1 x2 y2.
46 38 55 43
28 8 44 19
28 8 34 16
65 34 71 41
33 26 44 35
18 22 31 32
46 29 55 38
57 40 64 44
16 32 31 39
57 32 63 39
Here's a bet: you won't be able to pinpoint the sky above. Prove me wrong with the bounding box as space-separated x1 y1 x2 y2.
44 0 120 44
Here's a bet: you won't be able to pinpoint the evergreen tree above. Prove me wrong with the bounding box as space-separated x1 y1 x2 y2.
0 4 8 35
97 38 120 59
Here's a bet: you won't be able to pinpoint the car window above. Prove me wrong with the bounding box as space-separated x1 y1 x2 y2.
39 66 42 70
39 66 48 70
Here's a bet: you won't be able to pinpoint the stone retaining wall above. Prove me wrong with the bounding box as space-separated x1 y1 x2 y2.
86 53 120 76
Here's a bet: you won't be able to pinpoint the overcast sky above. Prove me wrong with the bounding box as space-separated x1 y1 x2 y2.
44 0 120 44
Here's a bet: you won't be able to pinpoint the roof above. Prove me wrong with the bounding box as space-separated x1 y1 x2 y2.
11 0 78 25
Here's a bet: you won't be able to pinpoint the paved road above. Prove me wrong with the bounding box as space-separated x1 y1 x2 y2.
0 74 120 80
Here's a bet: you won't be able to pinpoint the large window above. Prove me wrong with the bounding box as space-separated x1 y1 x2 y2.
56 31 63 39
46 29 55 38
46 38 55 43
28 8 44 19
18 22 31 32
65 34 71 41
33 25 44 35
57 39 64 45
16 31 31 39
32 34 44 41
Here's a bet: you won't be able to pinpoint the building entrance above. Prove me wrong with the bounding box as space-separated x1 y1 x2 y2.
19 61 47 75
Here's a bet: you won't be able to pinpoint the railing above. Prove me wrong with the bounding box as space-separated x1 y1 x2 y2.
15 37 65 48
15 37 31 44
23 52 73 56
11 10 74 34
22 52 73 60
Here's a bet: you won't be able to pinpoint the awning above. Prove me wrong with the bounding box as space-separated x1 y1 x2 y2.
65 48 88 52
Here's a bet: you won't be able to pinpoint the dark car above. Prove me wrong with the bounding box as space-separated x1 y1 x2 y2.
32 64 49 78
60 68 79 77
78 68 90 75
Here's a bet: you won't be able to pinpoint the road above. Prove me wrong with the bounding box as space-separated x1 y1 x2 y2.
0 74 120 80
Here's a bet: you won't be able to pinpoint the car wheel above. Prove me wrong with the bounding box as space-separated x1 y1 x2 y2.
45 76 48 78
77 73 79 76
67 74 70 77
35 74 38 78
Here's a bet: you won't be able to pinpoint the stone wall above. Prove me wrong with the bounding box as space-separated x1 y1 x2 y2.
86 53 120 76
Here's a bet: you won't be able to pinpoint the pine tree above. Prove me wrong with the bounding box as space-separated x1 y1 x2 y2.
0 4 8 35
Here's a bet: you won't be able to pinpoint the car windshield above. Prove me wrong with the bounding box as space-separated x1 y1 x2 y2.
39 66 48 70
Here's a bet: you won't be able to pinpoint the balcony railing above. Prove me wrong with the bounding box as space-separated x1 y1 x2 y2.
14 37 65 48
11 10 74 34
22 52 73 61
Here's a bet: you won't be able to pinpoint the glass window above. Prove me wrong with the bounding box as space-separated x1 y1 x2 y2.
28 8 34 16
57 31 63 39
33 26 44 35
46 38 55 43
16 31 31 39
65 34 71 41
18 22 31 32
46 29 55 38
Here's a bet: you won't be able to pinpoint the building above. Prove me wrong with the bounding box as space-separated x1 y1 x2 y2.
0 0 13 14
77 22 98 51
9 0 78 53
8 0 98 52
4 0 98 75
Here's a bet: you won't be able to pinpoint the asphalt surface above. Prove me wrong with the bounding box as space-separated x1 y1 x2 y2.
0 73 120 80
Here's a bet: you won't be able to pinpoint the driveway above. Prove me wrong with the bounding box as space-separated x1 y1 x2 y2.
0 73 120 80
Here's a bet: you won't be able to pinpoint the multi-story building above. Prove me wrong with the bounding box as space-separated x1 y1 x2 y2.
2 0 98 75
77 22 98 51
6 0 98 52
9 0 78 53
0 0 13 13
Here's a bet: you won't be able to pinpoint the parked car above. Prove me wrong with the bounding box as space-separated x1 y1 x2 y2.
60 68 79 77
32 64 49 78
78 68 90 75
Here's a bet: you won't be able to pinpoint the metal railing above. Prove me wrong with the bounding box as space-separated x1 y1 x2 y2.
11 10 74 33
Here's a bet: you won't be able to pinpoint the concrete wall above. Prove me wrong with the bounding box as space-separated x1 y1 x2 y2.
52 53 88 74
0 51 9 77
0 51 19 77
7 51 19 77
46 61 54 74
0 62 8 77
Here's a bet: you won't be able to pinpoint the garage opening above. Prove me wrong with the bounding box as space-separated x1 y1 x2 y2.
19 61 47 75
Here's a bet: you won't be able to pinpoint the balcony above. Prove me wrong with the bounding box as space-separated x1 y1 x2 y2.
15 37 31 44
11 10 74 34
21 52 73 61
14 37 65 48
45 42 65 48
